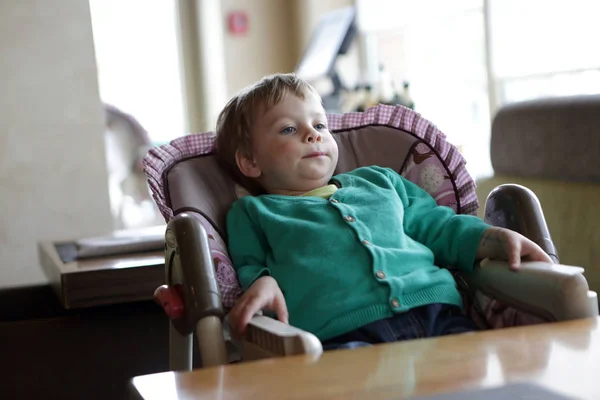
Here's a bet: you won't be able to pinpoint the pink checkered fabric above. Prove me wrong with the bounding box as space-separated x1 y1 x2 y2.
142 104 480 308
143 132 216 221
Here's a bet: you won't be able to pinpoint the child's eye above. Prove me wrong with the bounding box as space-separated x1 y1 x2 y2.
281 126 296 135
315 123 327 130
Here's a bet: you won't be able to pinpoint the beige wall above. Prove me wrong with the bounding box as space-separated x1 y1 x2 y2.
221 0 298 96
0 1 112 288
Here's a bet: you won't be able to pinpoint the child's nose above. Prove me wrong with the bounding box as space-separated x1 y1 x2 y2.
305 128 323 143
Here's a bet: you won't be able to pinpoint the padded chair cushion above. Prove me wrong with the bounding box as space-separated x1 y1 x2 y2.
401 142 460 209
491 94 600 182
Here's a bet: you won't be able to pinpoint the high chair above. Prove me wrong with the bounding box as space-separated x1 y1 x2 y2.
143 104 598 371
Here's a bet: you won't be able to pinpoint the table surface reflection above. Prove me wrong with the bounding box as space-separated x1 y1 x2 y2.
130 317 599 399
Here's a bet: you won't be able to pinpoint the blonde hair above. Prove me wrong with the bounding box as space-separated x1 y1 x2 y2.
215 73 320 194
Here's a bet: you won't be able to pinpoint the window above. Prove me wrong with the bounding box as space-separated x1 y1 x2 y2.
488 0 600 105
357 0 600 179
357 0 491 178
89 0 185 144
89 0 185 228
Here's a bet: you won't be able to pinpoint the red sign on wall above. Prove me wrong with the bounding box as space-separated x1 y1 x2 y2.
227 11 249 35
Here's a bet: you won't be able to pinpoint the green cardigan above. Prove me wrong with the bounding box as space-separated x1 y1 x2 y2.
226 166 489 340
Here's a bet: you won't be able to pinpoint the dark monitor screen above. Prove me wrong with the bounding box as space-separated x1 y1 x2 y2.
295 7 356 83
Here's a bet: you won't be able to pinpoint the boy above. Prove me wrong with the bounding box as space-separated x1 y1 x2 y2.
216 73 552 350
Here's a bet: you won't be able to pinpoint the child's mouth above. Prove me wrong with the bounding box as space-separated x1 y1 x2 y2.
303 152 327 158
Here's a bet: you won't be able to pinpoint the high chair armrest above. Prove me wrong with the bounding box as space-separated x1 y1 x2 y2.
241 315 323 361
465 260 599 321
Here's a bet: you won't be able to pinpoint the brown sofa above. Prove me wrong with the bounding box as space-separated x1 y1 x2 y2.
476 95 600 293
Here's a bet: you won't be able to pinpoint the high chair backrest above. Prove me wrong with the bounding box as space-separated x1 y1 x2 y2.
144 105 478 307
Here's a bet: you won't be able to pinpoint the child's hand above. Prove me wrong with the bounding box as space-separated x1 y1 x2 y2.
476 227 553 271
229 276 288 339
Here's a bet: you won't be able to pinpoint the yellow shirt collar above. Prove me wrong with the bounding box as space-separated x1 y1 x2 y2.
302 184 338 199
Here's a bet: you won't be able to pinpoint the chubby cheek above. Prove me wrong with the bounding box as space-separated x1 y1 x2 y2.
273 140 301 160
326 136 339 160
257 140 299 168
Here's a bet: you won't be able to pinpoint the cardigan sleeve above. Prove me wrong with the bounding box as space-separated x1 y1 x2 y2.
226 200 271 290
384 168 490 271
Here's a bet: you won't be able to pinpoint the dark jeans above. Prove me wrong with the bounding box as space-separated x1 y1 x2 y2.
321 303 478 351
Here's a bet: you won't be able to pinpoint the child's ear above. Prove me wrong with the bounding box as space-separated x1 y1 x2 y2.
235 149 261 178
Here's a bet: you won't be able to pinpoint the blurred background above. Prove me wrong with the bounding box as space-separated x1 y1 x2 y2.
89 0 600 230
2 0 600 288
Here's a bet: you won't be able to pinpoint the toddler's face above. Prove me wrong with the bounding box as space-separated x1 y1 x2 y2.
237 93 339 195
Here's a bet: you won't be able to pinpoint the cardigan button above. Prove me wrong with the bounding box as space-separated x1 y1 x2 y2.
362 239 371 245
331 198 339 203
376 270 386 279
344 215 355 222
390 298 400 308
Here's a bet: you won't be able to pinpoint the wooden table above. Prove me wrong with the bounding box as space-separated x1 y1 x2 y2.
130 317 600 399
38 239 164 309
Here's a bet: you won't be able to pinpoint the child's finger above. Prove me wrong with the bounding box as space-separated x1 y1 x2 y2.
508 238 521 270
238 296 263 335
537 251 553 263
525 242 553 263
273 294 289 324
229 298 249 338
